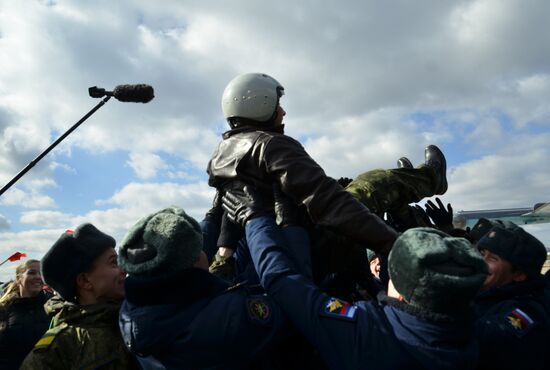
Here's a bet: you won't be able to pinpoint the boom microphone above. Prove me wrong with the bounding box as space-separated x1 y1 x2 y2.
88 84 155 103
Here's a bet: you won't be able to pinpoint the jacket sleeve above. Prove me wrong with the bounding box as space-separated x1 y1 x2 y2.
246 216 371 369
262 135 397 253
200 218 221 262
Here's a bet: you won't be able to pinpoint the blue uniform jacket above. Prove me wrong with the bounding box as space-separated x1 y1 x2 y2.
119 268 285 370
475 279 550 370
246 217 479 370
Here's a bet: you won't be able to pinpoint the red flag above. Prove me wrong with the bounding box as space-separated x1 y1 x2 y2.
7 252 27 262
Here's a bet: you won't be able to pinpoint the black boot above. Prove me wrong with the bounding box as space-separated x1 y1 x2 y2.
397 157 413 169
425 145 447 195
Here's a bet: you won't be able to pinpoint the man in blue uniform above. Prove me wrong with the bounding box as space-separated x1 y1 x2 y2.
475 222 550 370
118 207 285 370
222 187 488 370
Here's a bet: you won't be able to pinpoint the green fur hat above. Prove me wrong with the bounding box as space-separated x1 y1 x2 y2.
118 207 203 278
366 249 378 263
389 227 487 314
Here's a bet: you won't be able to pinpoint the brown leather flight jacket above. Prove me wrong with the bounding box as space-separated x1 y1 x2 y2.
207 127 397 253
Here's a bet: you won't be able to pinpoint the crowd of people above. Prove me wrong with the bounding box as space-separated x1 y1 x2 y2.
1 73 549 370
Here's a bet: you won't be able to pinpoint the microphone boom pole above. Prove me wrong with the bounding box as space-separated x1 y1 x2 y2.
0 95 111 197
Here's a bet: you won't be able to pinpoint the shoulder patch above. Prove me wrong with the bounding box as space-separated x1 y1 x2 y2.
33 324 68 351
504 308 535 337
320 297 357 321
246 297 272 325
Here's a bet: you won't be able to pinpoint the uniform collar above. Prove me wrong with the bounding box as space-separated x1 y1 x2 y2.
476 277 545 301
124 268 230 306
53 300 121 327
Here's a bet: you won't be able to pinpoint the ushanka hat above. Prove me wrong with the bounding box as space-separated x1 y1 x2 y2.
118 207 203 279
41 223 116 301
389 227 487 314
469 218 518 243
477 223 546 278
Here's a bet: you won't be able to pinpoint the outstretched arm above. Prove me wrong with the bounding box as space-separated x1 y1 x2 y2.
245 215 370 370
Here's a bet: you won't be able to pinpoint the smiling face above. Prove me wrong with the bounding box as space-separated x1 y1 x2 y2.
16 261 43 298
369 257 381 279
479 249 526 291
79 248 126 303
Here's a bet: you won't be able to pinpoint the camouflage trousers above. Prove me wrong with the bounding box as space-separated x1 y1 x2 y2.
345 165 437 222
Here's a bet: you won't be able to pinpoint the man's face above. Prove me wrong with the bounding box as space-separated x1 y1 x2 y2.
479 249 518 291
369 257 381 279
274 105 286 126
86 248 126 301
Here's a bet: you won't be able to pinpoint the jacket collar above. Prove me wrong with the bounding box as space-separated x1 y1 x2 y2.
381 296 478 370
53 300 121 327
222 124 285 139
124 268 230 306
476 277 545 301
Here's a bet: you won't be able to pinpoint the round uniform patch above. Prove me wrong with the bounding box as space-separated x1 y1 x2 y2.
247 298 271 324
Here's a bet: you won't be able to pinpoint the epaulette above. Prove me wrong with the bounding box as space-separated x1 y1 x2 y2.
33 323 68 351
224 281 247 293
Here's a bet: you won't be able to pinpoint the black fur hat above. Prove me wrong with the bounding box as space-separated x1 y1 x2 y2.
41 223 115 301
477 224 546 278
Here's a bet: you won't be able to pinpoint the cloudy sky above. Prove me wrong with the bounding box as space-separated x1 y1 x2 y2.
1 0 549 281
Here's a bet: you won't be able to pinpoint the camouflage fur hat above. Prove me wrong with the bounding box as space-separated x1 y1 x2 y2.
42 223 115 302
389 227 487 314
118 207 203 278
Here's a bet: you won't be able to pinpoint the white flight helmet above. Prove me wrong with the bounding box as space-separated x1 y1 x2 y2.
221 73 284 123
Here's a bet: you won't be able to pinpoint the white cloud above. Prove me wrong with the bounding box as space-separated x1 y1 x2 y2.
126 152 169 179
0 188 56 209
0 228 63 282
0 214 10 231
20 210 73 228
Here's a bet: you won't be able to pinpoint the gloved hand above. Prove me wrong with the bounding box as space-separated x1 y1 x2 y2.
412 205 436 228
425 197 453 230
208 252 236 281
337 177 353 188
273 184 298 227
222 185 269 228
204 190 223 224
216 213 244 250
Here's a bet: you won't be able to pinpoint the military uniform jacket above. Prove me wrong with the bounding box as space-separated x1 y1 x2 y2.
119 267 285 370
245 217 480 370
475 279 550 370
207 127 397 253
20 299 137 370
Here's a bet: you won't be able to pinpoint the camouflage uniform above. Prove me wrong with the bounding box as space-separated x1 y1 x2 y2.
345 165 437 224
20 297 136 370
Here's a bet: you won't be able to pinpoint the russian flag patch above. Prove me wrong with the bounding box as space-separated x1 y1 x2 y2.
505 308 535 337
321 297 357 321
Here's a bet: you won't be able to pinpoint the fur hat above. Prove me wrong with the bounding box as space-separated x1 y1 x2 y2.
477 224 546 278
41 223 115 301
366 249 378 263
469 218 518 243
118 206 203 279
389 227 487 314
